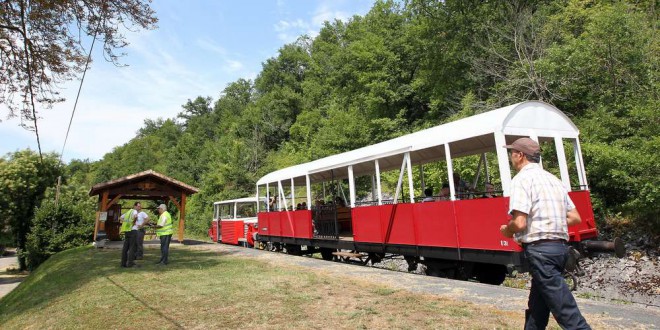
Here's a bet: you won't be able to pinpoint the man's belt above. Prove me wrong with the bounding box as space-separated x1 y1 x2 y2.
522 239 566 247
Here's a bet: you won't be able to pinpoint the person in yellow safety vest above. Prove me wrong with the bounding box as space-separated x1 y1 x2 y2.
119 203 138 268
155 203 174 265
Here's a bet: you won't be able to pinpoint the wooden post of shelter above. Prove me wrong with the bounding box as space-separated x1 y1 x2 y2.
89 170 199 243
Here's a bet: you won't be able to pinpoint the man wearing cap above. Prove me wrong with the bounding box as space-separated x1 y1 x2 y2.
500 137 590 330
155 204 173 265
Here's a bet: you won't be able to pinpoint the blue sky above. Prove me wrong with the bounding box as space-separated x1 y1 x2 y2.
0 0 374 162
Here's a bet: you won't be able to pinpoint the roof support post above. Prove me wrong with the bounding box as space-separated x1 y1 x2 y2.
306 175 311 210
444 144 456 201
495 132 512 196
348 165 355 207
574 139 589 190
178 193 186 243
375 159 382 206
554 136 571 190
266 183 270 211
406 152 414 203
290 178 295 208
394 154 408 204
256 185 260 213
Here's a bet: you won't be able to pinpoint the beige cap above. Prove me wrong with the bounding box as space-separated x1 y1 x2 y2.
504 137 541 156
157 204 167 210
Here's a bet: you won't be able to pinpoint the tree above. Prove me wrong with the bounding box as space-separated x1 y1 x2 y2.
0 150 61 270
0 0 157 129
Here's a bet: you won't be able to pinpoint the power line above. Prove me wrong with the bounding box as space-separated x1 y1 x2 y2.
59 14 103 163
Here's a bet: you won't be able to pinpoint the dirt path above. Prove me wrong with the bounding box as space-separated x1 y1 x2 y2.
0 253 24 300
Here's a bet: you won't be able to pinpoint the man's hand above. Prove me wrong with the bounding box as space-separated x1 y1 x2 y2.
500 225 514 238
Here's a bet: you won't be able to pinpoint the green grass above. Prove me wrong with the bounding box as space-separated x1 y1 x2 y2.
0 246 595 329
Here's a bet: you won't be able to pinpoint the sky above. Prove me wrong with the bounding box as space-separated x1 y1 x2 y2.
0 0 375 162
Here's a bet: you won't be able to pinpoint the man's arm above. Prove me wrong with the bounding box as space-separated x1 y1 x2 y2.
567 208 581 226
500 210 527 238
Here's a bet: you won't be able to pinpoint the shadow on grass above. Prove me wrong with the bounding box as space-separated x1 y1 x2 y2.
0 246 233 321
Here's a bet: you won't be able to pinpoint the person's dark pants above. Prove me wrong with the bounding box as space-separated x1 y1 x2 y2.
158 234 172 264
120 231 138 267
135 229 146 259
524 241 590 330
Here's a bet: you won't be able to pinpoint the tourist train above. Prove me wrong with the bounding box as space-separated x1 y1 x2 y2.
210 101 624 285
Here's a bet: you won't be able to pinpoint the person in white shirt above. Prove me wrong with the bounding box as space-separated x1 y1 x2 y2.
133 202 149 260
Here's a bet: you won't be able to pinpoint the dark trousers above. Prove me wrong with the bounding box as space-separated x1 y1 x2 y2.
136 229 146 259
524 242 590 330
120 230 138 267
158 234 172 264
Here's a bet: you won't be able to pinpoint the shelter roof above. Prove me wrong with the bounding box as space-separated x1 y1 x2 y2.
89 170 199 200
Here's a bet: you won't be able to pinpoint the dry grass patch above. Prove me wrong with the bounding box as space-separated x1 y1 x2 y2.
0 245 612 329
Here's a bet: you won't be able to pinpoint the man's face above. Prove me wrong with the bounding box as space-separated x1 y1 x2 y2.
135 203 141 211
509 149 523 169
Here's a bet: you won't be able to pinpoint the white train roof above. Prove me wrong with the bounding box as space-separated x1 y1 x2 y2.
213 197 260 205
257 101 578 185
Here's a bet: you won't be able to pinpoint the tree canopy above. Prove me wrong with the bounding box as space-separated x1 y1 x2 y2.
0 0 157 129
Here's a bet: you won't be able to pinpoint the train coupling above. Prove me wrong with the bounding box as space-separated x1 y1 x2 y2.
579 237 626 258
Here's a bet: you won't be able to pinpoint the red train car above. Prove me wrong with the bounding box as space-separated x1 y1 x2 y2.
255 101 622 284
209 197 261 245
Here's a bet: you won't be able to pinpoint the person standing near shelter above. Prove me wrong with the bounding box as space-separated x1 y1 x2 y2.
499 138 590 330
119 203 138 268
134 202 149 260
154 204 173 265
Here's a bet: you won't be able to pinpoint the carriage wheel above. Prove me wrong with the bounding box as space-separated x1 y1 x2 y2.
474 264 507 285
320 248 336 261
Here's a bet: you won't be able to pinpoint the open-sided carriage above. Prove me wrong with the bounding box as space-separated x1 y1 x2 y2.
254 101 623 284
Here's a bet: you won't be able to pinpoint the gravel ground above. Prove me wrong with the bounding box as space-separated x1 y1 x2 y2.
371 248 660 307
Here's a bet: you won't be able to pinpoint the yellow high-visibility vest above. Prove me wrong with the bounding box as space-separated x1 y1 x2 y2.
120 209 134 233
156 211 174 236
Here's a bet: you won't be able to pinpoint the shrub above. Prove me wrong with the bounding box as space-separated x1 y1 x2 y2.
22 199 94 270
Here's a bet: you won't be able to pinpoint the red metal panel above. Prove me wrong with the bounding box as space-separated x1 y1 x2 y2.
221 220 244 245
352 206 383 243
293 210 313 239
414 201 458 248
269 212 281 237
258 213 269 236
454 197 521 252
280 211 296 237
209 220 218 242
380 204 416 245
568 191 599 241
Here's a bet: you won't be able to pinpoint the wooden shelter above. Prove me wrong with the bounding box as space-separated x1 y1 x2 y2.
89 170 199 243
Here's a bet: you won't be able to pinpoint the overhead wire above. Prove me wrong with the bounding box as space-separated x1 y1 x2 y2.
56 5 106 206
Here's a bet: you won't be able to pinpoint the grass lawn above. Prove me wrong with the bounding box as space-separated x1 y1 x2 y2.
0 246 548 329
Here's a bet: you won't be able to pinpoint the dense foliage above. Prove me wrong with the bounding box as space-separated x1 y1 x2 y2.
3 0 658 251
0 150 62 269
23 186 95 270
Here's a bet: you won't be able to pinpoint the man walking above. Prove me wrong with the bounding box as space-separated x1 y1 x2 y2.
119 203 138 268
154 204 173 265
499 138 590 329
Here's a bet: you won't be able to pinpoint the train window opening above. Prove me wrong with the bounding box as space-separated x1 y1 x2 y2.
563 138 588 191
236 202 256 218
218 203 234 220
353 164 378 207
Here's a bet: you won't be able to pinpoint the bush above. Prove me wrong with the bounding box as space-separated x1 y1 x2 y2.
22 199 95 270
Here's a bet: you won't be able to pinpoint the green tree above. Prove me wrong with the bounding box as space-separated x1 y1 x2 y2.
0 150 61 269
